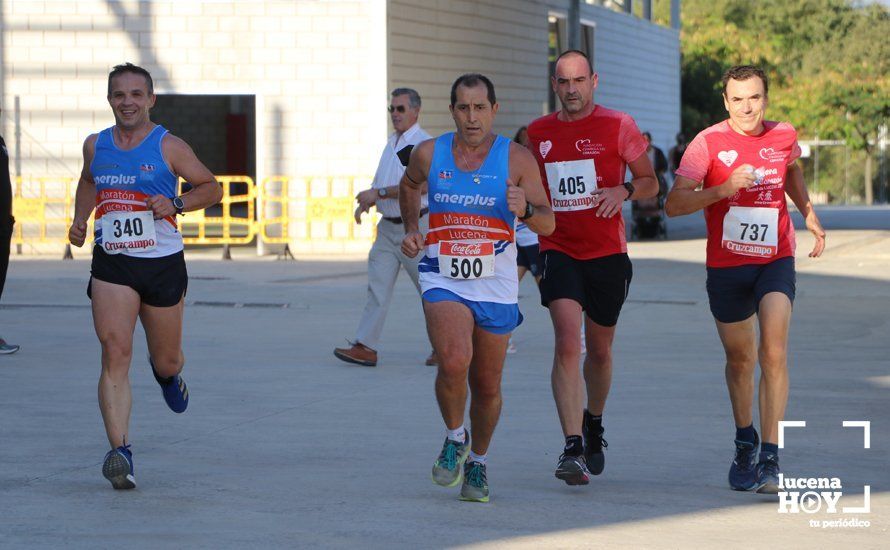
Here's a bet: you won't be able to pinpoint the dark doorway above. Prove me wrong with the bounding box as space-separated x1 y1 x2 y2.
151 94 256 205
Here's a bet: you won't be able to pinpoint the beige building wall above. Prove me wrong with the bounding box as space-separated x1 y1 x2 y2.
3 0 680 256
1 0 387 255
387 0 549 139
388 0 680 153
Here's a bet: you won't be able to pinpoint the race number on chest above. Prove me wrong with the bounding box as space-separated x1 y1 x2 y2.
439 241 495 280
544 159 598 212
101 210 157 254
721 206 778 258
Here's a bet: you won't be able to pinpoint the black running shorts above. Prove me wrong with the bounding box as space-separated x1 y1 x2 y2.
706 256 795 323
539 250 632 327
88 246 188 308
517 243 543 278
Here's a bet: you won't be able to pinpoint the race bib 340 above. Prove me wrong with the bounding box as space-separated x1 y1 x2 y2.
100 210 157 254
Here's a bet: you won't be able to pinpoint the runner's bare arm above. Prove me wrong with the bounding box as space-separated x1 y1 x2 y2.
399 139 433 234
509 143 554 236
399 139 433 258
591 153 658 219
784 162 826 257
148 134 222 219
665 164 756 217
68 135 98 247
625 153 659 200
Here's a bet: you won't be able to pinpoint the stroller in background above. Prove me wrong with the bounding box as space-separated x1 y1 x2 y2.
630 175 668 240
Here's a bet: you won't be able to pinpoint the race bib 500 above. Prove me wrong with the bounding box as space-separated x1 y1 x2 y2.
438 241 495 280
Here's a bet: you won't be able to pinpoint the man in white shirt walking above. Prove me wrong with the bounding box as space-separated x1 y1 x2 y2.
334 88 436 367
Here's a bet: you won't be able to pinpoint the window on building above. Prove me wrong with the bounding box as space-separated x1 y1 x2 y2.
581 23 595 65
548 15 566 113
548 16 595 113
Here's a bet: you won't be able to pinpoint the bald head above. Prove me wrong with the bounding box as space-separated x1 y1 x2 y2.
552 50 598 119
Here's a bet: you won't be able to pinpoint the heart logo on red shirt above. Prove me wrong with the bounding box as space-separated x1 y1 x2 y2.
718 150 738 167
539 140 552 159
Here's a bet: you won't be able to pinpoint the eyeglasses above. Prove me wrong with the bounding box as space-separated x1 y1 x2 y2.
388 105 407 113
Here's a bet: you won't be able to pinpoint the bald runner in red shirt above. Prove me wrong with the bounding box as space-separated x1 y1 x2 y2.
527 50 658 486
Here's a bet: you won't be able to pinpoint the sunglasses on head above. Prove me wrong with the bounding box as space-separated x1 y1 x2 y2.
388 105 407 113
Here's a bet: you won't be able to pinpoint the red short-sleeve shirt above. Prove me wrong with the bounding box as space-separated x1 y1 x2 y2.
676 120 801 268
527 105 648 260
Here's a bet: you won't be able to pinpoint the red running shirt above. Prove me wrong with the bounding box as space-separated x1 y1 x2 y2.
675 120 801 268
527 106 648 260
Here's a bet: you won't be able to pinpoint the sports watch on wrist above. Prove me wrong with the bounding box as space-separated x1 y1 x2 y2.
518 201 535 220
622 181 635 201
173 196 185 215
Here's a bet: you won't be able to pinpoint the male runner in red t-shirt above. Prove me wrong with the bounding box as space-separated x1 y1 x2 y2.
527 50 658 486
666 65 825 494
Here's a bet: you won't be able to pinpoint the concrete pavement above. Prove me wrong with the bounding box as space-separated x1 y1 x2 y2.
0 220 887 548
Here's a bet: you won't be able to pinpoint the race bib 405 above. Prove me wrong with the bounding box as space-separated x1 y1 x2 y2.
544 159 598 212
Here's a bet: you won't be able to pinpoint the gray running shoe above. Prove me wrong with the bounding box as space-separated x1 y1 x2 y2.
102 445 135 490
459 461 489 502
431 430 470 487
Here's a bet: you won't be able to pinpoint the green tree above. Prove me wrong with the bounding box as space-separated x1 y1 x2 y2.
680 0 889 201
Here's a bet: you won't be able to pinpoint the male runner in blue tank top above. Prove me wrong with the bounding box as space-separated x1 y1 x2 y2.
68 63 222 490
400 74 555 502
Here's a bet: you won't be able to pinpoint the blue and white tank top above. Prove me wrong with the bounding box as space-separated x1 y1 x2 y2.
515 221 539 247
90 125 183 258
418 133 517 304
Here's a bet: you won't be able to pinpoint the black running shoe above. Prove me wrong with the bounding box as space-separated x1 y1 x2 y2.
555 452 590 486
583 413 608 475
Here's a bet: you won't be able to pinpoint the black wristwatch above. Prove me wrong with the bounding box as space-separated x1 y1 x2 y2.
519 201 535 220
173 196 185 215
622 181 635 201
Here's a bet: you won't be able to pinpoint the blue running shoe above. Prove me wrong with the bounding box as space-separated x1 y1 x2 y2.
102 445 135 490
729 437 759 491
755 453 781 494
0 337 20 354
150 357 189 413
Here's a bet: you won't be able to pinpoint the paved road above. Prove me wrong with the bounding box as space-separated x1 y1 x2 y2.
0 223 887 548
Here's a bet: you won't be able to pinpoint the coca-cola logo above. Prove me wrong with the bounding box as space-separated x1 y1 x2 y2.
441 241 493 256
448 243 483 255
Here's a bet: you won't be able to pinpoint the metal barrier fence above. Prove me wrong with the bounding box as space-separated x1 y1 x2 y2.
12 176 84 249
11 175 375 258
179 176 256 246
